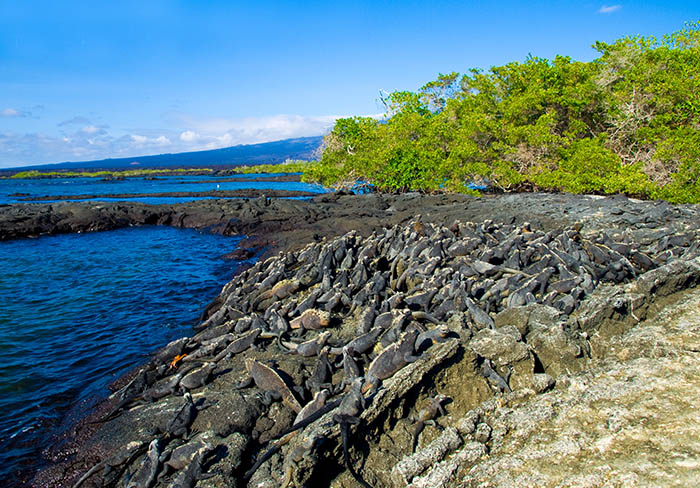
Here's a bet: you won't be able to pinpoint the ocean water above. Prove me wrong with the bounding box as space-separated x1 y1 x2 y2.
0 173 326 204
0 226 247 483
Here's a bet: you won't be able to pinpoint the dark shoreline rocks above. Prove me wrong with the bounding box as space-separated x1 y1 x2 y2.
5 192 700 487
2 192 698 259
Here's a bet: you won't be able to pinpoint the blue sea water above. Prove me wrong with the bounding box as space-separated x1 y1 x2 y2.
0 173 326 204
0 226 248 483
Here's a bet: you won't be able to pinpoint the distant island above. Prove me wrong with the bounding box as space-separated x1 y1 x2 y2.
0 135 322 175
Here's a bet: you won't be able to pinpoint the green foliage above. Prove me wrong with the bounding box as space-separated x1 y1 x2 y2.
303 117 380 188
306 22 700 203
531 138 650 195
10 170 42 178
650 130 700 203
232 159 318 174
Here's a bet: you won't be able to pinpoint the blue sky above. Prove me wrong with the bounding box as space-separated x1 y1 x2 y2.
0 1 697 168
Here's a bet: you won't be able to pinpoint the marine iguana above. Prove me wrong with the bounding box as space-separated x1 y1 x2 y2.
340 346 362 389
379 311 412 348
163 392 197 440
356 305 377 334
91 366 154 423
236 358 303 413
478 358 512 393
169 450 214 488
181 336 228 363
281 436 319 488
141 373 183 402
242 396 344 482
330 327 384 356
242 377 378 484
266 309 291 336
291 289 322 317
332 378 372 488
72 440 148 488
158 432 214 476
305 346 334 395
414 324 451 353
404 288 438 310
280 331 331 357
252 278 301 309
90 370 184 425
323 290 345 312
179 362 216 391
211 328 261 361
410 393 449 452
294 389 330 425
125 438 161 488
410 310 440 324
116 368 149 402
152 337 189 366
366 329 421 382
465 298 495 329
290 309 331 330
373 311 397 330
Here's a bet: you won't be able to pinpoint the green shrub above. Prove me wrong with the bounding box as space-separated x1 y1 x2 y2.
305 22 700 203
531 138 651 196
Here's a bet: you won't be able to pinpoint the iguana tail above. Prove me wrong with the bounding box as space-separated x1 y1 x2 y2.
339 418 372 488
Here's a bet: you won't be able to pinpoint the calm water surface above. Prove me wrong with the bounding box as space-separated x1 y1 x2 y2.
0 173 326 204
0 226 247 483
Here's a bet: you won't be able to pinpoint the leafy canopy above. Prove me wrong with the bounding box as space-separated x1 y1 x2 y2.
304 22 700 203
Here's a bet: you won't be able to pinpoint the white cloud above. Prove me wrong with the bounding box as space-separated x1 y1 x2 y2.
598 5 622 13
82 125 100 134
1 108 29 118
0 127 180 167
130 134 171 146
179 130 199 142
170 113 342 151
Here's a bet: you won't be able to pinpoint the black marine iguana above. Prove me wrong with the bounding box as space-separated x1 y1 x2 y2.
365 329 421 390
280 330 331 357
242 396 344 481
305 345 334 395
235 358 303 413
125 438 161 488
410 393 449 452
478 358 512 393
158 392 197 441
72 440 148 488
332 377 373 488
179 362 216 391
243 378 376 484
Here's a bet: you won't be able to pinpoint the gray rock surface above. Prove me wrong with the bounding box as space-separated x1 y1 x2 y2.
459 285 700 488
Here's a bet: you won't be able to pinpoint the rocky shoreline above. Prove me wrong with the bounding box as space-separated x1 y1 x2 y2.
3 191 698 257
15 189 319 202
4 192 700 487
